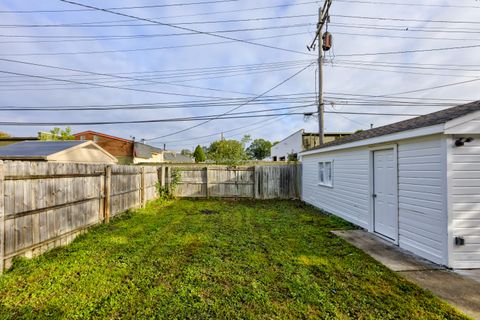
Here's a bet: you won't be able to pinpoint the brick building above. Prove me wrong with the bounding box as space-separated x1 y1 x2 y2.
74 131 134 164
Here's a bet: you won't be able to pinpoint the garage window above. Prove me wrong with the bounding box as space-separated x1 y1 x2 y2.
318 161 333 187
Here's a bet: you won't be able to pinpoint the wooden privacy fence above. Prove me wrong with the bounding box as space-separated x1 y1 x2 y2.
0 162 300 272
161 164 301 200
0 161 158 272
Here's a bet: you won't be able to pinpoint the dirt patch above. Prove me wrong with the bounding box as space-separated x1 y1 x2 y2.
200 209 220 215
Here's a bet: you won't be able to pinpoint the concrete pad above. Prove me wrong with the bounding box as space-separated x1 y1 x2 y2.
401 270 480 320
332 230 441 271
456 269 480 284
333 229 480 319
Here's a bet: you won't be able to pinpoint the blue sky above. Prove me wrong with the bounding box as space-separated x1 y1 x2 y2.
0 0 479 151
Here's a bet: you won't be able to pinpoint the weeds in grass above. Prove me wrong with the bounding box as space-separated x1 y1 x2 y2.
155 169 181 202
0 200 468 319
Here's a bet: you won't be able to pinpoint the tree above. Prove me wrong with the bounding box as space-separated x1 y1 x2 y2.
193 145 206 163
207 139 245 165
241 134 251 146
246 138 272 160
0 131 10 138
40 127 75 141
181 149 192 156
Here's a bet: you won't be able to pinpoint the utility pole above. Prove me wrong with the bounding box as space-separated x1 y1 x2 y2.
308 0 332 146
317 6 324 146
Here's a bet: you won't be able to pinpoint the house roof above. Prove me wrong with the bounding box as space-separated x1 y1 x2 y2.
0 136 39 141
304 100 480 152
73 130 132 143
133 142 164 159
0 140 118 163
302 132 352 137
0 141 86 158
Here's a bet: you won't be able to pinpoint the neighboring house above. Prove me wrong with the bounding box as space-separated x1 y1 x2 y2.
163 152 194 163
74 131 134 164
134 143 194 164
0 141 117 164
133 142 164 164
270 129 351 161
0 136 39 147
299 101 480 269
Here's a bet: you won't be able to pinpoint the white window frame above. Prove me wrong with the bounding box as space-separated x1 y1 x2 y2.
318 160 333 187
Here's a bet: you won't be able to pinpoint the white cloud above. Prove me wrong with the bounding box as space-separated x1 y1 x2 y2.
0 0 478 150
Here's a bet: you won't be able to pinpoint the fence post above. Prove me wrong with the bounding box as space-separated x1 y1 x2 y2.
165 166 170 189
158 166 164 189
104 165 112 224
296 163 302 199
140 166 146 207
0 161 4 273
205 167 209 198
253 166 257 199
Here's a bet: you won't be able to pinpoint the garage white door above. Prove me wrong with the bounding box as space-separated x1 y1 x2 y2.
373 149 397 241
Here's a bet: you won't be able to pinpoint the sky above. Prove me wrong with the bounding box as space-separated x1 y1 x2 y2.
0 0 479 151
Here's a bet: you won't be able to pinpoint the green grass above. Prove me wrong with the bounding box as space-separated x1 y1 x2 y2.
0 199 468 319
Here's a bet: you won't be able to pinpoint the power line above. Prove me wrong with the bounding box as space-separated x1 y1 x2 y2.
331 64 480 79
332 44 480 57
0 112 315 126
334 0 480 9
0 30 316 57
326 59 480 69
0 59 313 81
0 110 424 127
0 68 240 99
0 96 462 111
0 57 301 98
330 22 480 34
145 62 316 141
0 1 318 14
331 14 480 25
324 91 473 102
59 0 313 57
0 63 314 91
0 23 313 40
333 31 480 42
0 0 240 14
0 100 317 112
0 14 317 28
153 113 296 147
0 65 313 90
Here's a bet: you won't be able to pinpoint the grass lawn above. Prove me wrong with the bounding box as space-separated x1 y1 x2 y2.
0 199 468 319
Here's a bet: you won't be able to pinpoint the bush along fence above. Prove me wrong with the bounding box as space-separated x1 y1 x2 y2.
0 162 300 272
161 164 302 200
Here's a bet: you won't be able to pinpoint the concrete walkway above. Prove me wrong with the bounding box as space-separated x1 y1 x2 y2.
333 230 480 320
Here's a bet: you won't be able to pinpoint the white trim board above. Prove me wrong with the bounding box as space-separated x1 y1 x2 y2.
300 124 444 156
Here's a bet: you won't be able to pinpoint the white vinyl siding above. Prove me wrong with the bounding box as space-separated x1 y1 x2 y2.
397 135 447 265
302 148 370 228
302 134 448 266
449 134 480 268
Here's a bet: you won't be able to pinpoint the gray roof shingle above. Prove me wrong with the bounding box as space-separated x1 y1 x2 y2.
305 100 480 152
0 141 85 158
164 153 194 163
133 142 164 159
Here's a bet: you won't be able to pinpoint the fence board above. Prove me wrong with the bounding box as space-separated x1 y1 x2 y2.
0 161 160 272
167 165 299 199
0 161 301 273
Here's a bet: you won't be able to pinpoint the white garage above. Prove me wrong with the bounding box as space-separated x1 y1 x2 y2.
300 101 480 269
